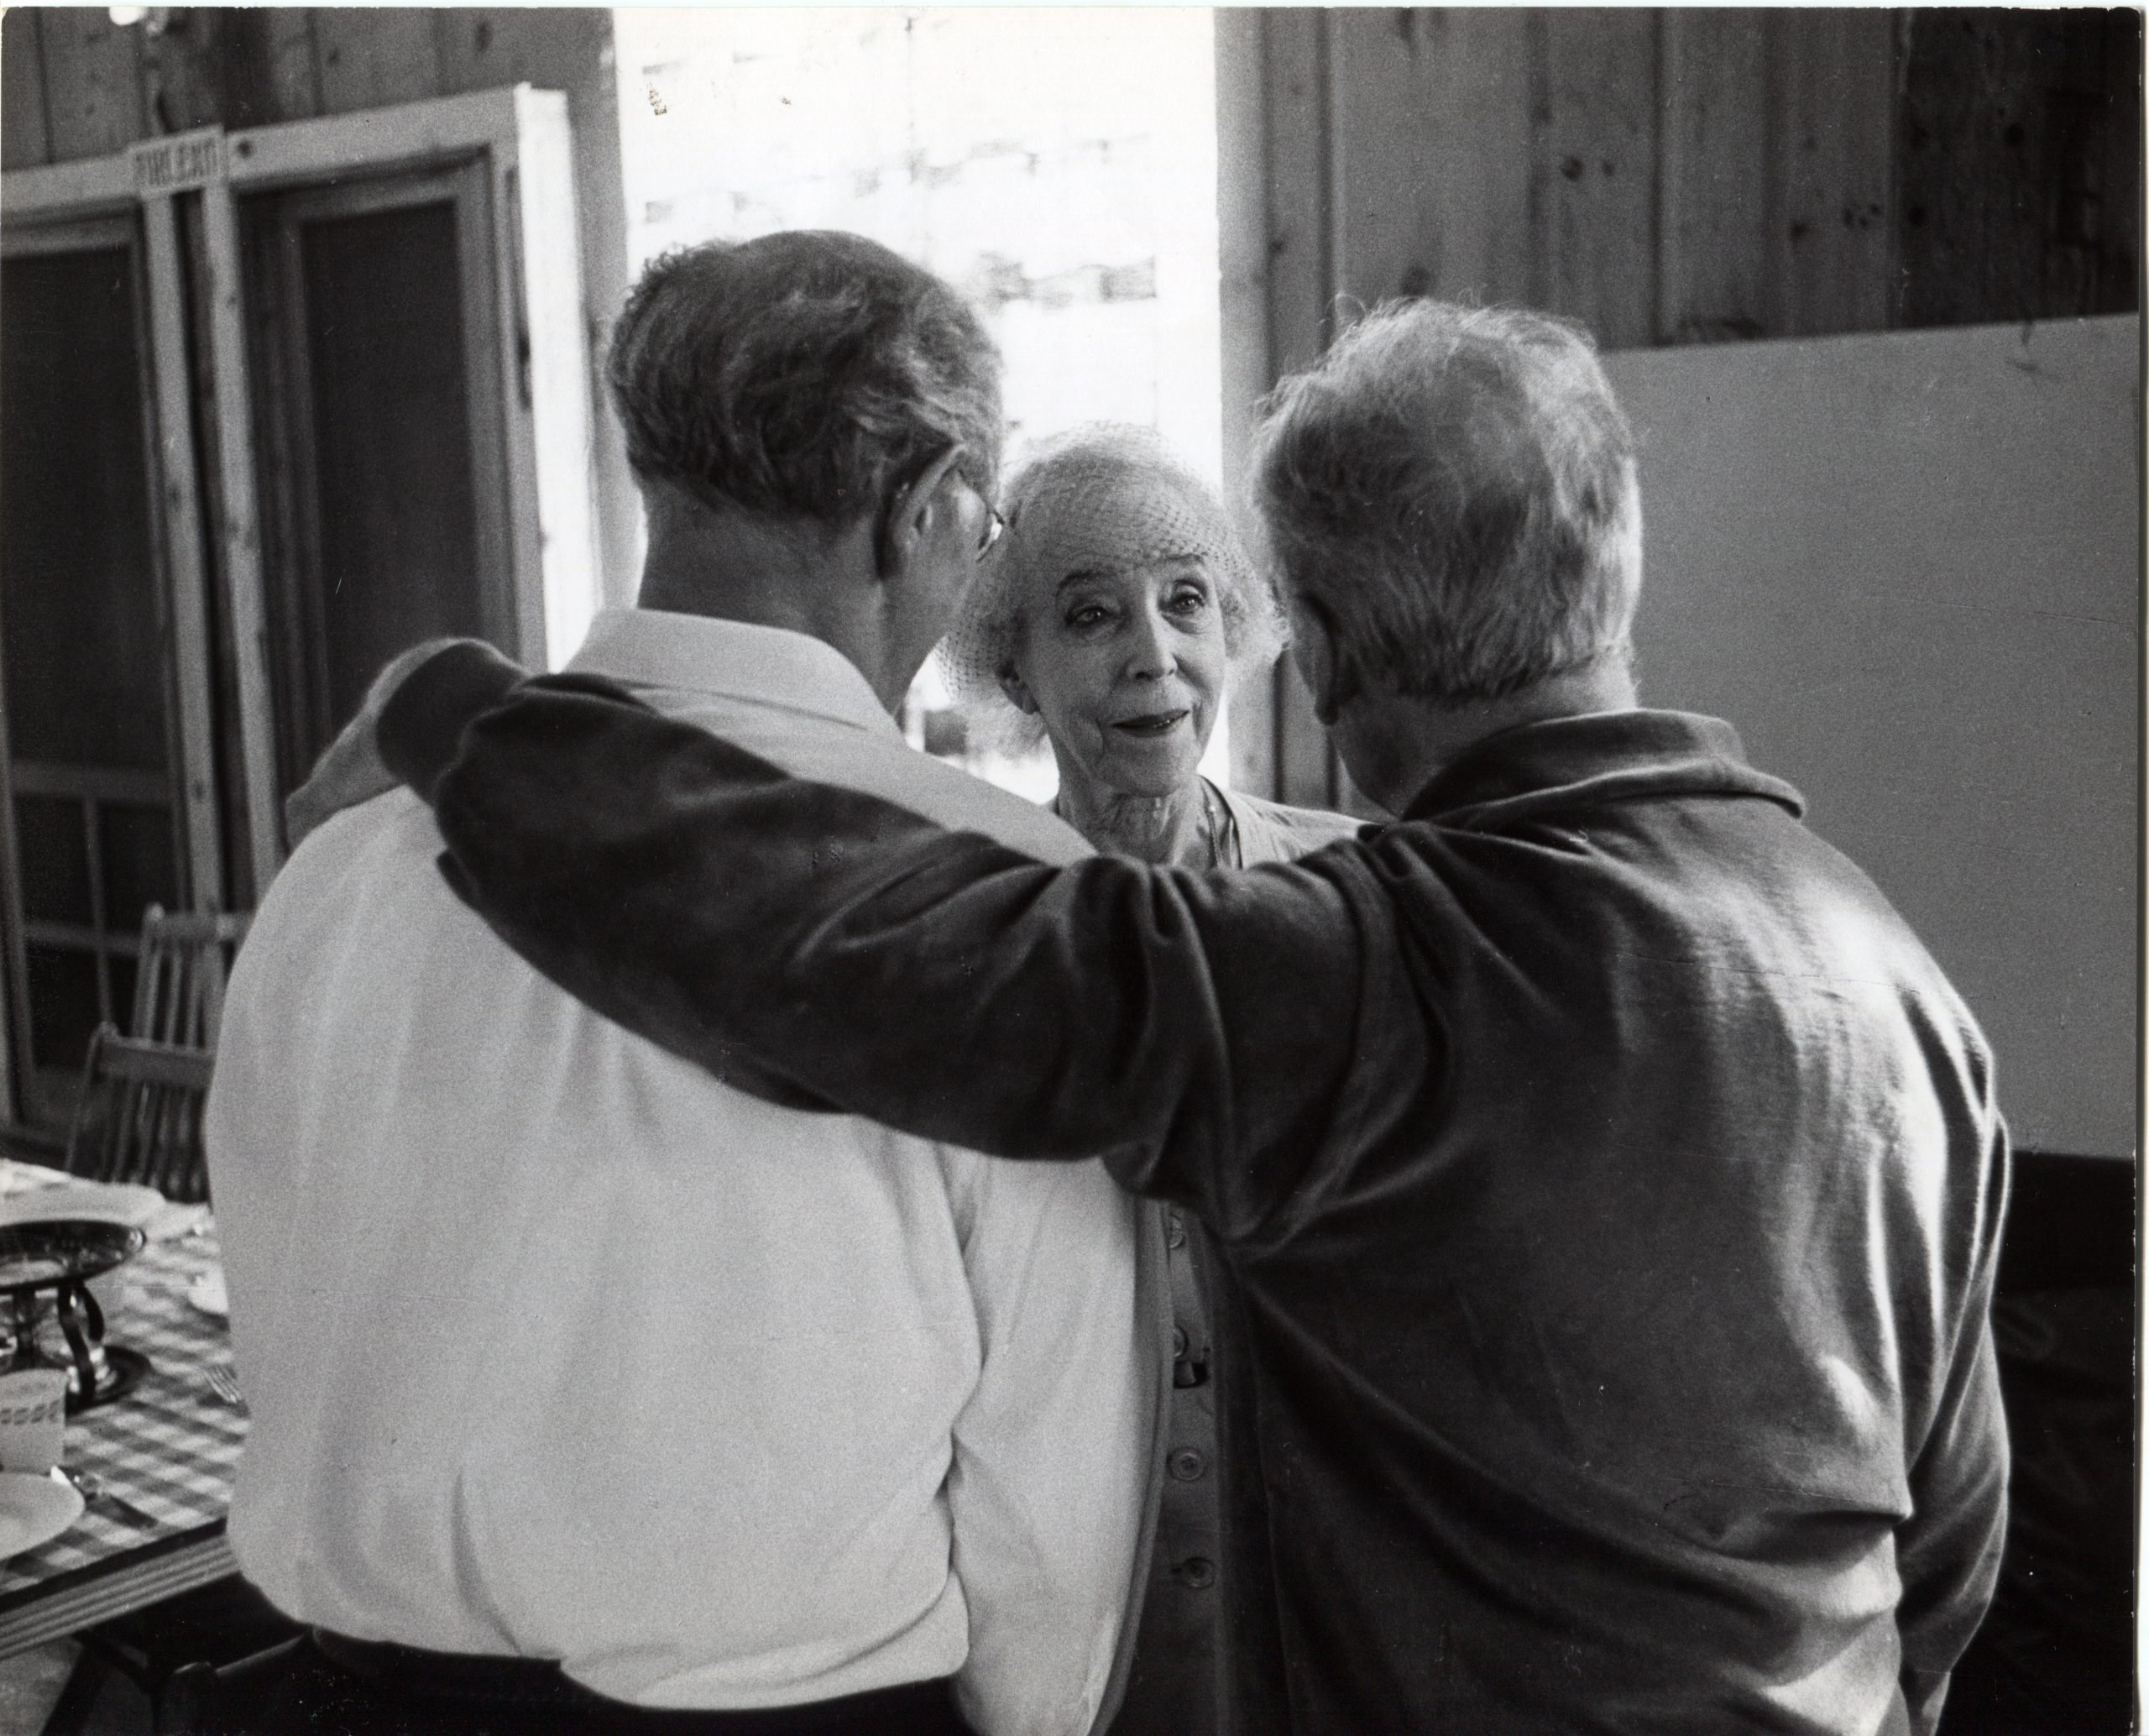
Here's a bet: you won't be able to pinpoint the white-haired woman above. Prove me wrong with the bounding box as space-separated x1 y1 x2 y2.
941 423 1356 1735
942 424 1355 871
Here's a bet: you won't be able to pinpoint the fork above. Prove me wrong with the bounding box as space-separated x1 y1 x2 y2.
205 1366 243 1407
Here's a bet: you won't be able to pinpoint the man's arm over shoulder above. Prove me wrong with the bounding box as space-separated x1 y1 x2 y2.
390 668 1414 1240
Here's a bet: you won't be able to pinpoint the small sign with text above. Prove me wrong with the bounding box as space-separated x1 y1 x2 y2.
128 128 227 198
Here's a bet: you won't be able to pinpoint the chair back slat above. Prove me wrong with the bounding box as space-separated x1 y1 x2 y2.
130 905 252 1052
92 1031 216 1092
62 1025 217 1204
69 905 247 1205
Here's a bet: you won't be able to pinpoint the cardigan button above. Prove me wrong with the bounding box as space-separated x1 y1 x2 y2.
1169 1448 1208 1482
1174 1556 1216 1589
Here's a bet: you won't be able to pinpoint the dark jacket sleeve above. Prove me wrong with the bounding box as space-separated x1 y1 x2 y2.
1893 1106 2013 1736
395 672 1423 1242
375 638 525 802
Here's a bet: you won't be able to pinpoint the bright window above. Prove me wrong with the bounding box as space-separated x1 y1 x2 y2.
613 8 1227 794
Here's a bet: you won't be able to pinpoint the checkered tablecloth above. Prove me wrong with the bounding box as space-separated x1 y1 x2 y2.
0 1228 244 1595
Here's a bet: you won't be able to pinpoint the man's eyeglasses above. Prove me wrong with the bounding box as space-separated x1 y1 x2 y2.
954 471 1005 558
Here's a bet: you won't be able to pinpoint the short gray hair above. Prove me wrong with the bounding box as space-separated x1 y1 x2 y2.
939 425 1286 753
1251 301 1640 703
607 231 1002 526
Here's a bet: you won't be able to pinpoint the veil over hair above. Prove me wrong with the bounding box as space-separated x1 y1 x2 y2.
937 423 1284 752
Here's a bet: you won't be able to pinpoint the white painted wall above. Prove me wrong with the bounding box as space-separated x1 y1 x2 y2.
1605 316 2140 1158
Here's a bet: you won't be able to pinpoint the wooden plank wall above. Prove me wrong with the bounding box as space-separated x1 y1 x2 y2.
1237 5 2141 811
1273 8 1906 358
1898 8 2142 327
1 5 639 607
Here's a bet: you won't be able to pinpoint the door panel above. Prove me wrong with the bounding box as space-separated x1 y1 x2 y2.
302 201 489 729
248 162 515 788
0 227 182 1115
2 248 167 772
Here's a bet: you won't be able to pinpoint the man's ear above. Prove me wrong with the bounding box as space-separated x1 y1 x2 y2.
997 667 1039 715
1287 589 1357 726
876 447 966 581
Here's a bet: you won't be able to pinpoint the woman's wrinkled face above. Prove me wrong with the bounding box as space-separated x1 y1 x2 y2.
1007 552 1227 800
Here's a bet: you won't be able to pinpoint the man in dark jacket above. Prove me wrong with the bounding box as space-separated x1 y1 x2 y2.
358 301 2009 1735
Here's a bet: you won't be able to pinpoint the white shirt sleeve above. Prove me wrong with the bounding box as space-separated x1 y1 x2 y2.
938 1149 1151 1736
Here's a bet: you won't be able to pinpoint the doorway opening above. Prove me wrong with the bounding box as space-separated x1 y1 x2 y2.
613 8 1226 797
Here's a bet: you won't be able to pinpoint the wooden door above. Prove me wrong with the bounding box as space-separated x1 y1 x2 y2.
0 217 186 1121
244 159 518 788
0 88 598 1133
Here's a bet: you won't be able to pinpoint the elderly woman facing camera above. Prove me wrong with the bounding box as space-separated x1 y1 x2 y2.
941 424 1356 1736
942 425 1355 872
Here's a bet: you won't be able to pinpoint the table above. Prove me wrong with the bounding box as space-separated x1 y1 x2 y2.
0 1229 246 1658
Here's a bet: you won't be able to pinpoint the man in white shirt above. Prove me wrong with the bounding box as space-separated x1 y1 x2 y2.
205 232 1165 1736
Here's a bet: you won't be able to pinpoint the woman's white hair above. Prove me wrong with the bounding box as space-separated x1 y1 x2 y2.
1251 301 1641 704
938 424 1287 753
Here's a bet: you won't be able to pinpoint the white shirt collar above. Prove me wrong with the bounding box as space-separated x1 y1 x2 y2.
567 608 900 739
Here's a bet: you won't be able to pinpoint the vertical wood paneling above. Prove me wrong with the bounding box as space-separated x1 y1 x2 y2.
141 35 217 135
1215 8 1272 505
1898 8 2141 327
1658 10 1770 341
2 12 54 170
140 9 238 134
1259 10 1336 808
1334 8 1535 311
2090 11 2143 315
1247 7 1932 356
1903 13 2047 326
436 8 591 97
311 8 442 115
1216 9 1279 801
263 13 322 123
1767 12 1896 337
37 9 145 160
1262 9 1331 378
1536 11 1660 349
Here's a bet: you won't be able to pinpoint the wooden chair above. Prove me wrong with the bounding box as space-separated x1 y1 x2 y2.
53 912 264 1733
131 905 251 1052
61 1025 216 1204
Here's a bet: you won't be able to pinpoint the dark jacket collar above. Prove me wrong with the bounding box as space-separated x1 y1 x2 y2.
1400 709 1807 831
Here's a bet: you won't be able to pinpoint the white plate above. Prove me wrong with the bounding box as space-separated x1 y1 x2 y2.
186 1270 228 1320
0 1472 81 1561
0 1180 165 1234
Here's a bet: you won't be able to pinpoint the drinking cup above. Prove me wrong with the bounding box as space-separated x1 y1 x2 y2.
0 1369 66 1474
